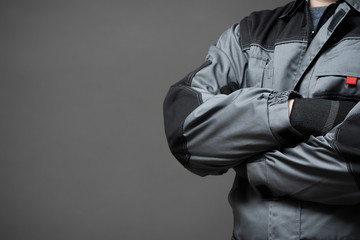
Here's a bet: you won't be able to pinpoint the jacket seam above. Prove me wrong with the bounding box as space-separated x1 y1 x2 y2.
332 115 360 190
324 36 360 47
174 60 212 169
211 46 242 84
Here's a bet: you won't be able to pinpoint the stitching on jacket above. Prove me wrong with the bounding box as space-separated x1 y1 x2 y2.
176 60 212 169
177 86 203 106
185 60 212 87
179 121 190 168
274 39 308 46
212 45 242 84
324 36 360 47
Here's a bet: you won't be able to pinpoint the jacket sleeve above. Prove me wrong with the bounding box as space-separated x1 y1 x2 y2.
163 24 303 177
246 103 360 205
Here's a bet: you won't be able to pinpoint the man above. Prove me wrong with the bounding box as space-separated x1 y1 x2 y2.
163 0 360 239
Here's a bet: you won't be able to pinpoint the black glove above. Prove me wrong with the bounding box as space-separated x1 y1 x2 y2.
290 98 357 137
220 82 240 95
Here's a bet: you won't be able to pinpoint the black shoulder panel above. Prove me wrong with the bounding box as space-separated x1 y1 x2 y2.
163 60 211 167
240 2 307 50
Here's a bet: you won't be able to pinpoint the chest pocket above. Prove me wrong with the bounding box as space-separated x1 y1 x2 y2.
312 49 360 101
246 55 273 88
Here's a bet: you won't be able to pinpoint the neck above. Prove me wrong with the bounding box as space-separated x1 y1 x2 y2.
309 0 337 7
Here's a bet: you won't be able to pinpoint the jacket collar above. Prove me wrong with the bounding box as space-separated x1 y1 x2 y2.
345 0 360 12
279 0 305 19
280 0 360 19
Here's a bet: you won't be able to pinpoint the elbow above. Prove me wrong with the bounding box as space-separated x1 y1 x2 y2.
163 93 221 177
163 85 194 169
163 72 204 169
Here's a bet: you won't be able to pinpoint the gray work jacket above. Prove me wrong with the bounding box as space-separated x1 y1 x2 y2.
163 0 360 239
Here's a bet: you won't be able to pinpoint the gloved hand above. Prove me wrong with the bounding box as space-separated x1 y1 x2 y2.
220 82 240 95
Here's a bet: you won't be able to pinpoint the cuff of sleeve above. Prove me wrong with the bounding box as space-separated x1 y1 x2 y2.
268 91 304 146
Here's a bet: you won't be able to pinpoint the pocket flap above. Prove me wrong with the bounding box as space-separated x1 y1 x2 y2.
316 50 360 78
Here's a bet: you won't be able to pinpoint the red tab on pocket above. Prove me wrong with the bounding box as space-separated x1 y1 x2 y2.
346 76 357 85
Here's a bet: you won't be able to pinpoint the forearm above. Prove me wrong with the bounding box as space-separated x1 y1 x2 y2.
246 103 360 204
165 81 303 176
247 135 360 204
163 25 307 177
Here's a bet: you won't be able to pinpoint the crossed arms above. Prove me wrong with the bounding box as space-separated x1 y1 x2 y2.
163 24 360 205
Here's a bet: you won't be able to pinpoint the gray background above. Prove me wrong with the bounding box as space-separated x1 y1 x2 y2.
1 0 289 239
